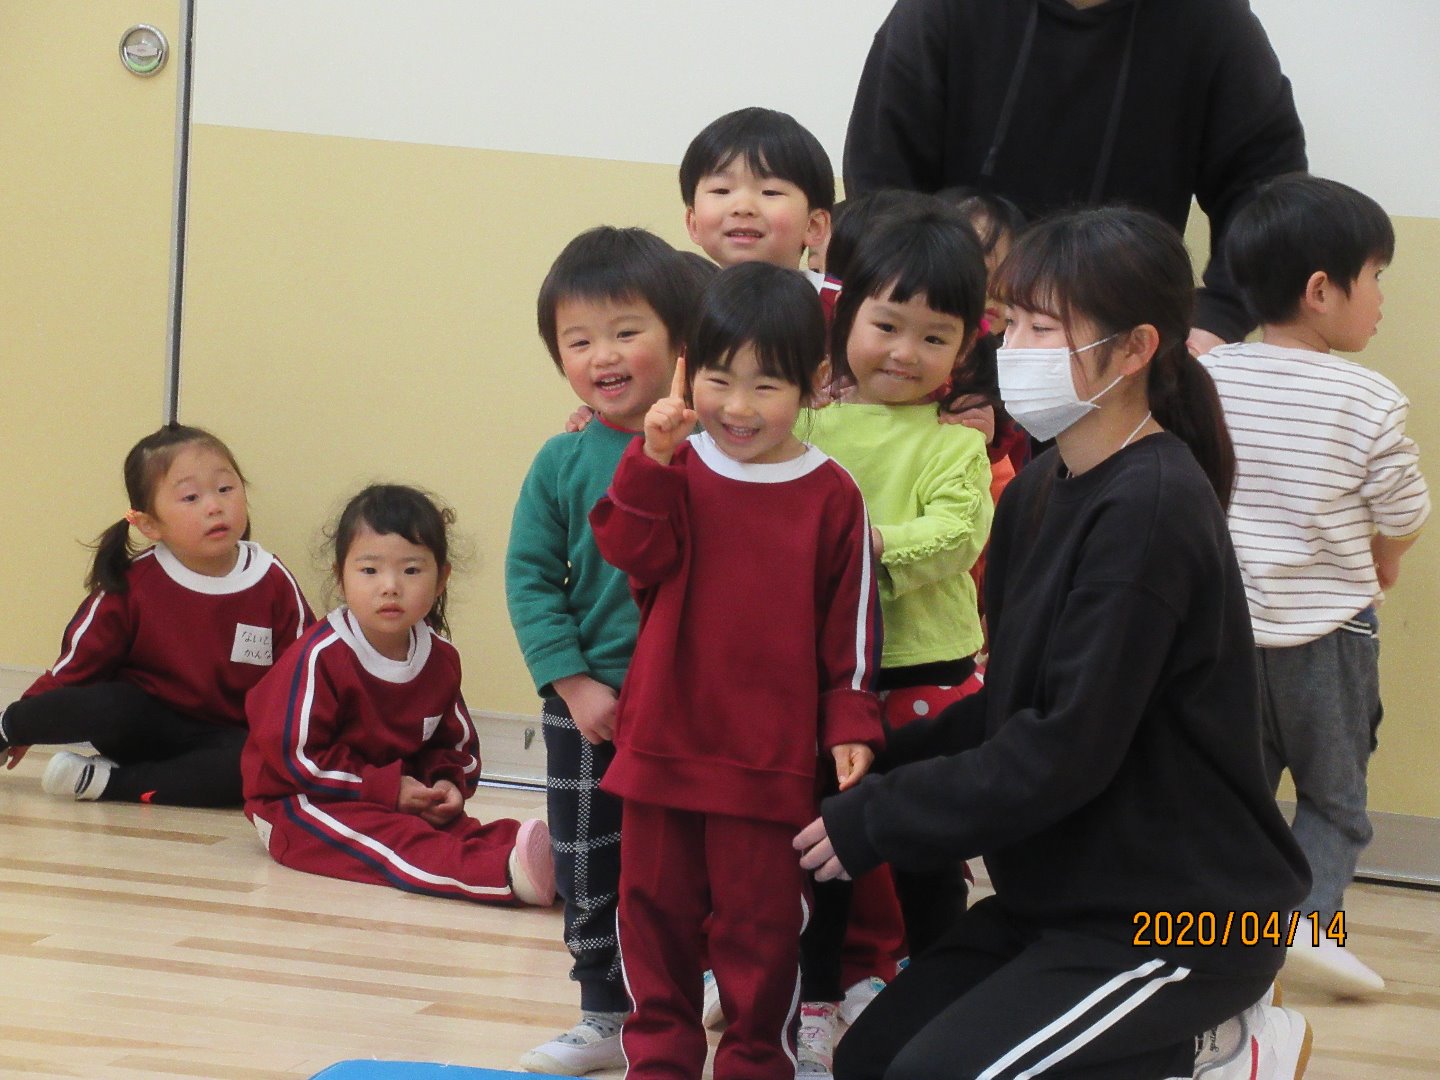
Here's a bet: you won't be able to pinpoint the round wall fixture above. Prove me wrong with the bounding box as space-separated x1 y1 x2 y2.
119 24 169 77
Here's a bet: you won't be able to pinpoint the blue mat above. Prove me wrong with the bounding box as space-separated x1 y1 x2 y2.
310 1064 571 1079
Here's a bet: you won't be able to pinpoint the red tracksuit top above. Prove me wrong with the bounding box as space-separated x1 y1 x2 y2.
25 541 312 726
590 433 884 829
241 608 481 811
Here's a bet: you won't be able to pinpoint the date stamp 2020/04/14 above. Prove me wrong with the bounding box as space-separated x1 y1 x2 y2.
1132 910 1346 948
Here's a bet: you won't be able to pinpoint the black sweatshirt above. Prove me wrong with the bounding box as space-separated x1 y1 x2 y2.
843 0 1307 343
823 434 1309 975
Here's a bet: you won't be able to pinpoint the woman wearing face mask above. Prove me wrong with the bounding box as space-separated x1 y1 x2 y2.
795 208 1313 1080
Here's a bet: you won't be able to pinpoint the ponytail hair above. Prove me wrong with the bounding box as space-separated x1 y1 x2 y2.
86 424 248 594
994 207 1235 505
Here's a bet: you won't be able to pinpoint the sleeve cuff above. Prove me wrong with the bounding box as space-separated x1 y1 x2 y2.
823 780 885 879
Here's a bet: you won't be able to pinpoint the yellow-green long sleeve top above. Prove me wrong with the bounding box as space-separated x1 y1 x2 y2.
804 403 992 667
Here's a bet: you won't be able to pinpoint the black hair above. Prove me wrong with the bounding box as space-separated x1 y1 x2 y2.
87 424 248 594
995 207 1236 507
1227 173 1395 325
825 189 939 283
685 263 826 398
330 484 455 636
678 107 834 212
536 226 701 371
830 206 988 388
934 187 1027 259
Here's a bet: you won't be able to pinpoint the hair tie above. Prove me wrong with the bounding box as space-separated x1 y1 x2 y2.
123 509 142 527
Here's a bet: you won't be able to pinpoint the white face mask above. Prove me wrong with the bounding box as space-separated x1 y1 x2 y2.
997 332 1124 442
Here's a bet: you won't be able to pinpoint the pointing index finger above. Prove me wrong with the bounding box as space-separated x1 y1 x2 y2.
671 354 688 402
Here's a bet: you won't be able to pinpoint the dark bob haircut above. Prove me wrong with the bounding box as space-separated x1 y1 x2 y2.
825 189 939 283
686 263 826 398
331 484 456 636
536 226 701 372
830 205 988 385
1226 173 1395 325
678 107 834 213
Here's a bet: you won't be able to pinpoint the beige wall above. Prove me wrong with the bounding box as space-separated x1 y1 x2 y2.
0 2 178 672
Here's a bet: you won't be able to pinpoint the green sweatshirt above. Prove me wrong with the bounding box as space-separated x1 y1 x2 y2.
505 420 641 695
804 404 992 667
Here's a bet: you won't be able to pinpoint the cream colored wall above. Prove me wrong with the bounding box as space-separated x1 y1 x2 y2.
0 2 179 671
179 128 685 717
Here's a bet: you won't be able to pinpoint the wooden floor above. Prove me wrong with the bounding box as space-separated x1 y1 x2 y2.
2 750 1437 1079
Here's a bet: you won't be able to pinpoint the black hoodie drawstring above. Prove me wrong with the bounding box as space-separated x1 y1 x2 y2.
979 0 1143 202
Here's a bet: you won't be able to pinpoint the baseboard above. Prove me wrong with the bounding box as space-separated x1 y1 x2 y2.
7 667 1439 882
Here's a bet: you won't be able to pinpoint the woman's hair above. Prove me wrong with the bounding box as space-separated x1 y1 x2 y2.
330 484 456 635
88 424 247 594
829 205 988 388
685 262 826 397
825 189 939 282
536 226 702 370
994 207 1236 506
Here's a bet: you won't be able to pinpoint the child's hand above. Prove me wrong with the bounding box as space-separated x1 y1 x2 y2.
794 816 852 881
939 395 996 441
644 356 698 465
566 405 596 433
553 673 618 745
397 775 437 815
419 779 464 826
832 742 874 790
3 744 29 769
871 526 885 557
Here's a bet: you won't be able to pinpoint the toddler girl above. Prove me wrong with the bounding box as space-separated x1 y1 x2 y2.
242 484 554 906
590 262 884 1080
0 424 312 805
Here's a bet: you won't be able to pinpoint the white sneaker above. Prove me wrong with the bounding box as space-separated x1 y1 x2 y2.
1194 1002 1311 1079
508 818 557 906
1284 935 1384 998
838 975 887 1026
701 968 725 1030
41 750 114 801
796 1000 838 1078
519 1016 626 1075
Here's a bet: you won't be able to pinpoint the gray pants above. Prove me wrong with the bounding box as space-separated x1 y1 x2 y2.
1257 610 1381 919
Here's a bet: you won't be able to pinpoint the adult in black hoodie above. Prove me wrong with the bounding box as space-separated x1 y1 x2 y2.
796 209 1310 1079
843 0 1306 353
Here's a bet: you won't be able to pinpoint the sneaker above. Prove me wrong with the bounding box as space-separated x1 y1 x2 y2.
508 817 556 906
796 1001 838 1078
1194 1002 1311 1080
41 750 114 801
519 1015 626 1075
838 975 887 1026
1284 935 1384 998
702 968 725 1030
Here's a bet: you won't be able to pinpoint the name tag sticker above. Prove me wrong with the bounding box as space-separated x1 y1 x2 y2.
232 623 274 666
422 714 442 741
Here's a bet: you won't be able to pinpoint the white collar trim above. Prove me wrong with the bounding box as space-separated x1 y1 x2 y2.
689 430 830 484
153 540 272 595
328 607 432 683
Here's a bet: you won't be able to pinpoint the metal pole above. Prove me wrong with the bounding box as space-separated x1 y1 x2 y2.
163 0 197 424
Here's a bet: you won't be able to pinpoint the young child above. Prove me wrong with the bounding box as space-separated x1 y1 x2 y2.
680 106 837 305
506 226 704 1075
242 484 555 909
590 262 884 1080
0 424 313 805
1203 174 1429 999
799 206 1312 1080
798 207 995 1069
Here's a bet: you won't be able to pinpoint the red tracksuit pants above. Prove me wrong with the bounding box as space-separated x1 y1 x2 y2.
248 794 522 904
619 800 806 1080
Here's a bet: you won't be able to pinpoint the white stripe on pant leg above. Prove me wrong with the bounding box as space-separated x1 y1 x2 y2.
1013 964 1191 1078
974 959 1180 1080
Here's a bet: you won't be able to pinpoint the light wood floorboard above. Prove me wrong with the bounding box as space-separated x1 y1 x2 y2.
2 750 1436 1078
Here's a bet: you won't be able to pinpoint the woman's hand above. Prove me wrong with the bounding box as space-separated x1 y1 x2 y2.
794 815 852 881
